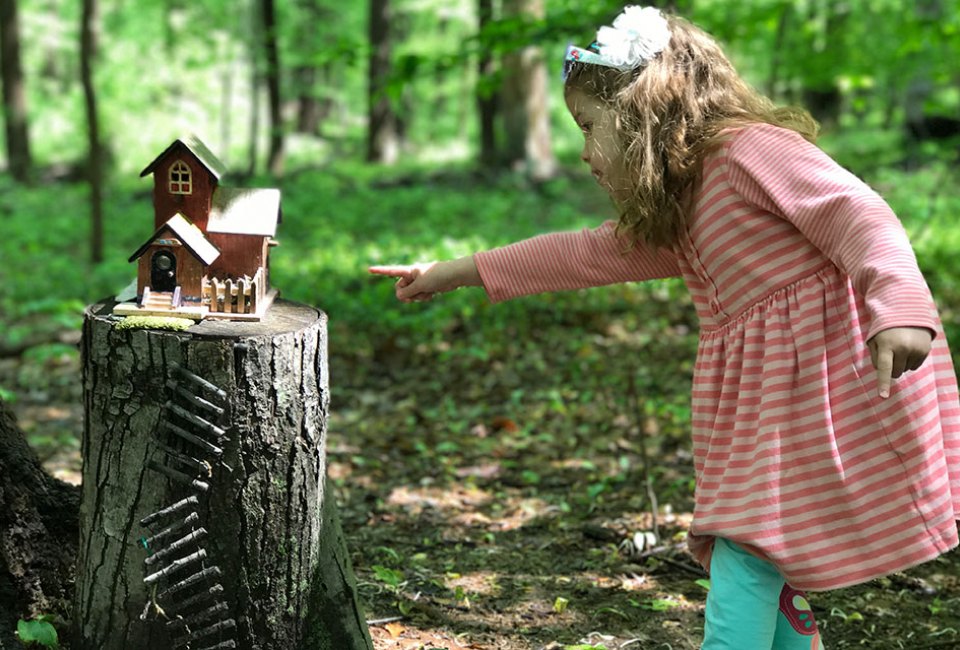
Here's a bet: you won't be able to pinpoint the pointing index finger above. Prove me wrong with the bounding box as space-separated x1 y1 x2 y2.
876 345 894 399
368 265 411 278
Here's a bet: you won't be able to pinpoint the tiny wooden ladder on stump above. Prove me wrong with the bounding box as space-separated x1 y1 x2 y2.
74 298 373 650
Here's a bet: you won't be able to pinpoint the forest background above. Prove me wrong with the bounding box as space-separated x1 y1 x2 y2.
1 0 960 648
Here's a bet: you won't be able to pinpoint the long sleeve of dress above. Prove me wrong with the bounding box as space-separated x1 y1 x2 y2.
723 124 937 341
474 220 682 303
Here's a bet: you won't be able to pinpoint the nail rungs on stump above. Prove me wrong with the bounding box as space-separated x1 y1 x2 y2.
174 618 237 646
142 512 200 549
143 549 208 586
195 642 236 650
146 460 210 492
141 364 234 646
144 528 208 567
155 439 209 474
159 566 223 600
167 402 226 439
140 496 200 527
171 363 228 401
167 601 230 630
167 380 226 417
161 420 224 457
164 584 225 617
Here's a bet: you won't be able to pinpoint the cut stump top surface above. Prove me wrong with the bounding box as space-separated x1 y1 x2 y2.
88 298 324 339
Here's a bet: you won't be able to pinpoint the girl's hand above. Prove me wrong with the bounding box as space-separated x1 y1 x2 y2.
368 262 443 302
867 326 933 399
369 256 481 303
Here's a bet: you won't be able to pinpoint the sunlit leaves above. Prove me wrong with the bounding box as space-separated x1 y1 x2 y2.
16 616 59 649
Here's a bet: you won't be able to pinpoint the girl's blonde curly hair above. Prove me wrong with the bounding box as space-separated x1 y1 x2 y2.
564 13 819 249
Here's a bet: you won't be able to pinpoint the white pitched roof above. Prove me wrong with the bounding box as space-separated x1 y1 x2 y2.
208 187 281 237
129 213 221 265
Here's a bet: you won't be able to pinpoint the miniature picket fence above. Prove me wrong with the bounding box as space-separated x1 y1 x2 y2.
202 269 263 315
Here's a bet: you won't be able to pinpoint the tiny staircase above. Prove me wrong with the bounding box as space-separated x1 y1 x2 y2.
141 290 179 311
116 285 205 320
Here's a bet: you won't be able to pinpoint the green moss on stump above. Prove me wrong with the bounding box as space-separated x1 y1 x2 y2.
114 316 195 331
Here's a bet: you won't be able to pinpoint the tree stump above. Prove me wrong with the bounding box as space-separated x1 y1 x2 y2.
75 298 372 650
0 399 79 648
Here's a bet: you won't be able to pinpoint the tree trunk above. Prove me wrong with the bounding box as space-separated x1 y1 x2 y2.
391 10 413 150
903 0 946 167
766 1 791 99
798 1 847 128
0 399 79 649
294 0 327 136
499 0 556 180
247 0 262 178
367 0 399 164
220 64 234 165
80 0 104 264
0 0 32 183
476 0 498 167
261 0 284 176
74 299 373 650
307 64 336 137
295 65 320 135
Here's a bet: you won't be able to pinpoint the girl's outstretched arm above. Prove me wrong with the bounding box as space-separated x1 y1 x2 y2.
474 221 682 303
369 256 482 302
372 222 683 305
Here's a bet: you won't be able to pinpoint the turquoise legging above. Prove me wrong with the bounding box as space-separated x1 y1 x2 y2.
702 538 825 650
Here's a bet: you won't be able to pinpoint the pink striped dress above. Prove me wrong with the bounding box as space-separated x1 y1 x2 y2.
474 123 960 591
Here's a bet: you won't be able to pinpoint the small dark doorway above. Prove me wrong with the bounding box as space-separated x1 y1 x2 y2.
151 251 177 292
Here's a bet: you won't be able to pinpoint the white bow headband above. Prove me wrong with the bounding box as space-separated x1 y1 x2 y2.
563 6 671 80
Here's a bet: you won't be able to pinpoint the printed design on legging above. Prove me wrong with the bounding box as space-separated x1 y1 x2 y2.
778 584 818 636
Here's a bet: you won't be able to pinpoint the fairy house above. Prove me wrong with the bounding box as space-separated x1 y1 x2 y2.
114 136 279 321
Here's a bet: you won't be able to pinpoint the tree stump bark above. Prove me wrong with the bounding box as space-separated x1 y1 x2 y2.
75 298 372 650
0 399 79 649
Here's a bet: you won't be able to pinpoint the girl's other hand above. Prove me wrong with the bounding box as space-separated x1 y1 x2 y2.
867 326 933 399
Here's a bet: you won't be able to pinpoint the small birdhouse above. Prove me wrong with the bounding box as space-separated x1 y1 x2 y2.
114 136 280 321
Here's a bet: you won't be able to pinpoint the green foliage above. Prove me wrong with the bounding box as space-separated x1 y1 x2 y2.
271 161 612 350
16 616 59 649
2 143 959 369
2 5 959 647
371 565 405 592
691 0 960 106
928 597 946 616
830 607 865 623
13 0 959 179
371 564 413 615
631 596 681 612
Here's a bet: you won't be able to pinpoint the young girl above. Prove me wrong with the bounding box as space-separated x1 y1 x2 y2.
370 6 960 649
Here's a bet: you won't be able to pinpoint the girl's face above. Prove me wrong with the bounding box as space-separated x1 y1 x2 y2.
565 88 629 201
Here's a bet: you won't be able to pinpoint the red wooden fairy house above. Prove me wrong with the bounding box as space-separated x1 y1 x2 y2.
114 136 280 321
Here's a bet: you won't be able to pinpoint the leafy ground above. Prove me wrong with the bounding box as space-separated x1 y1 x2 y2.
3 142 960 649
4 294 960 650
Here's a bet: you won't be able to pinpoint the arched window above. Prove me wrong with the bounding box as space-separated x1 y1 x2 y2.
169 161 192 195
